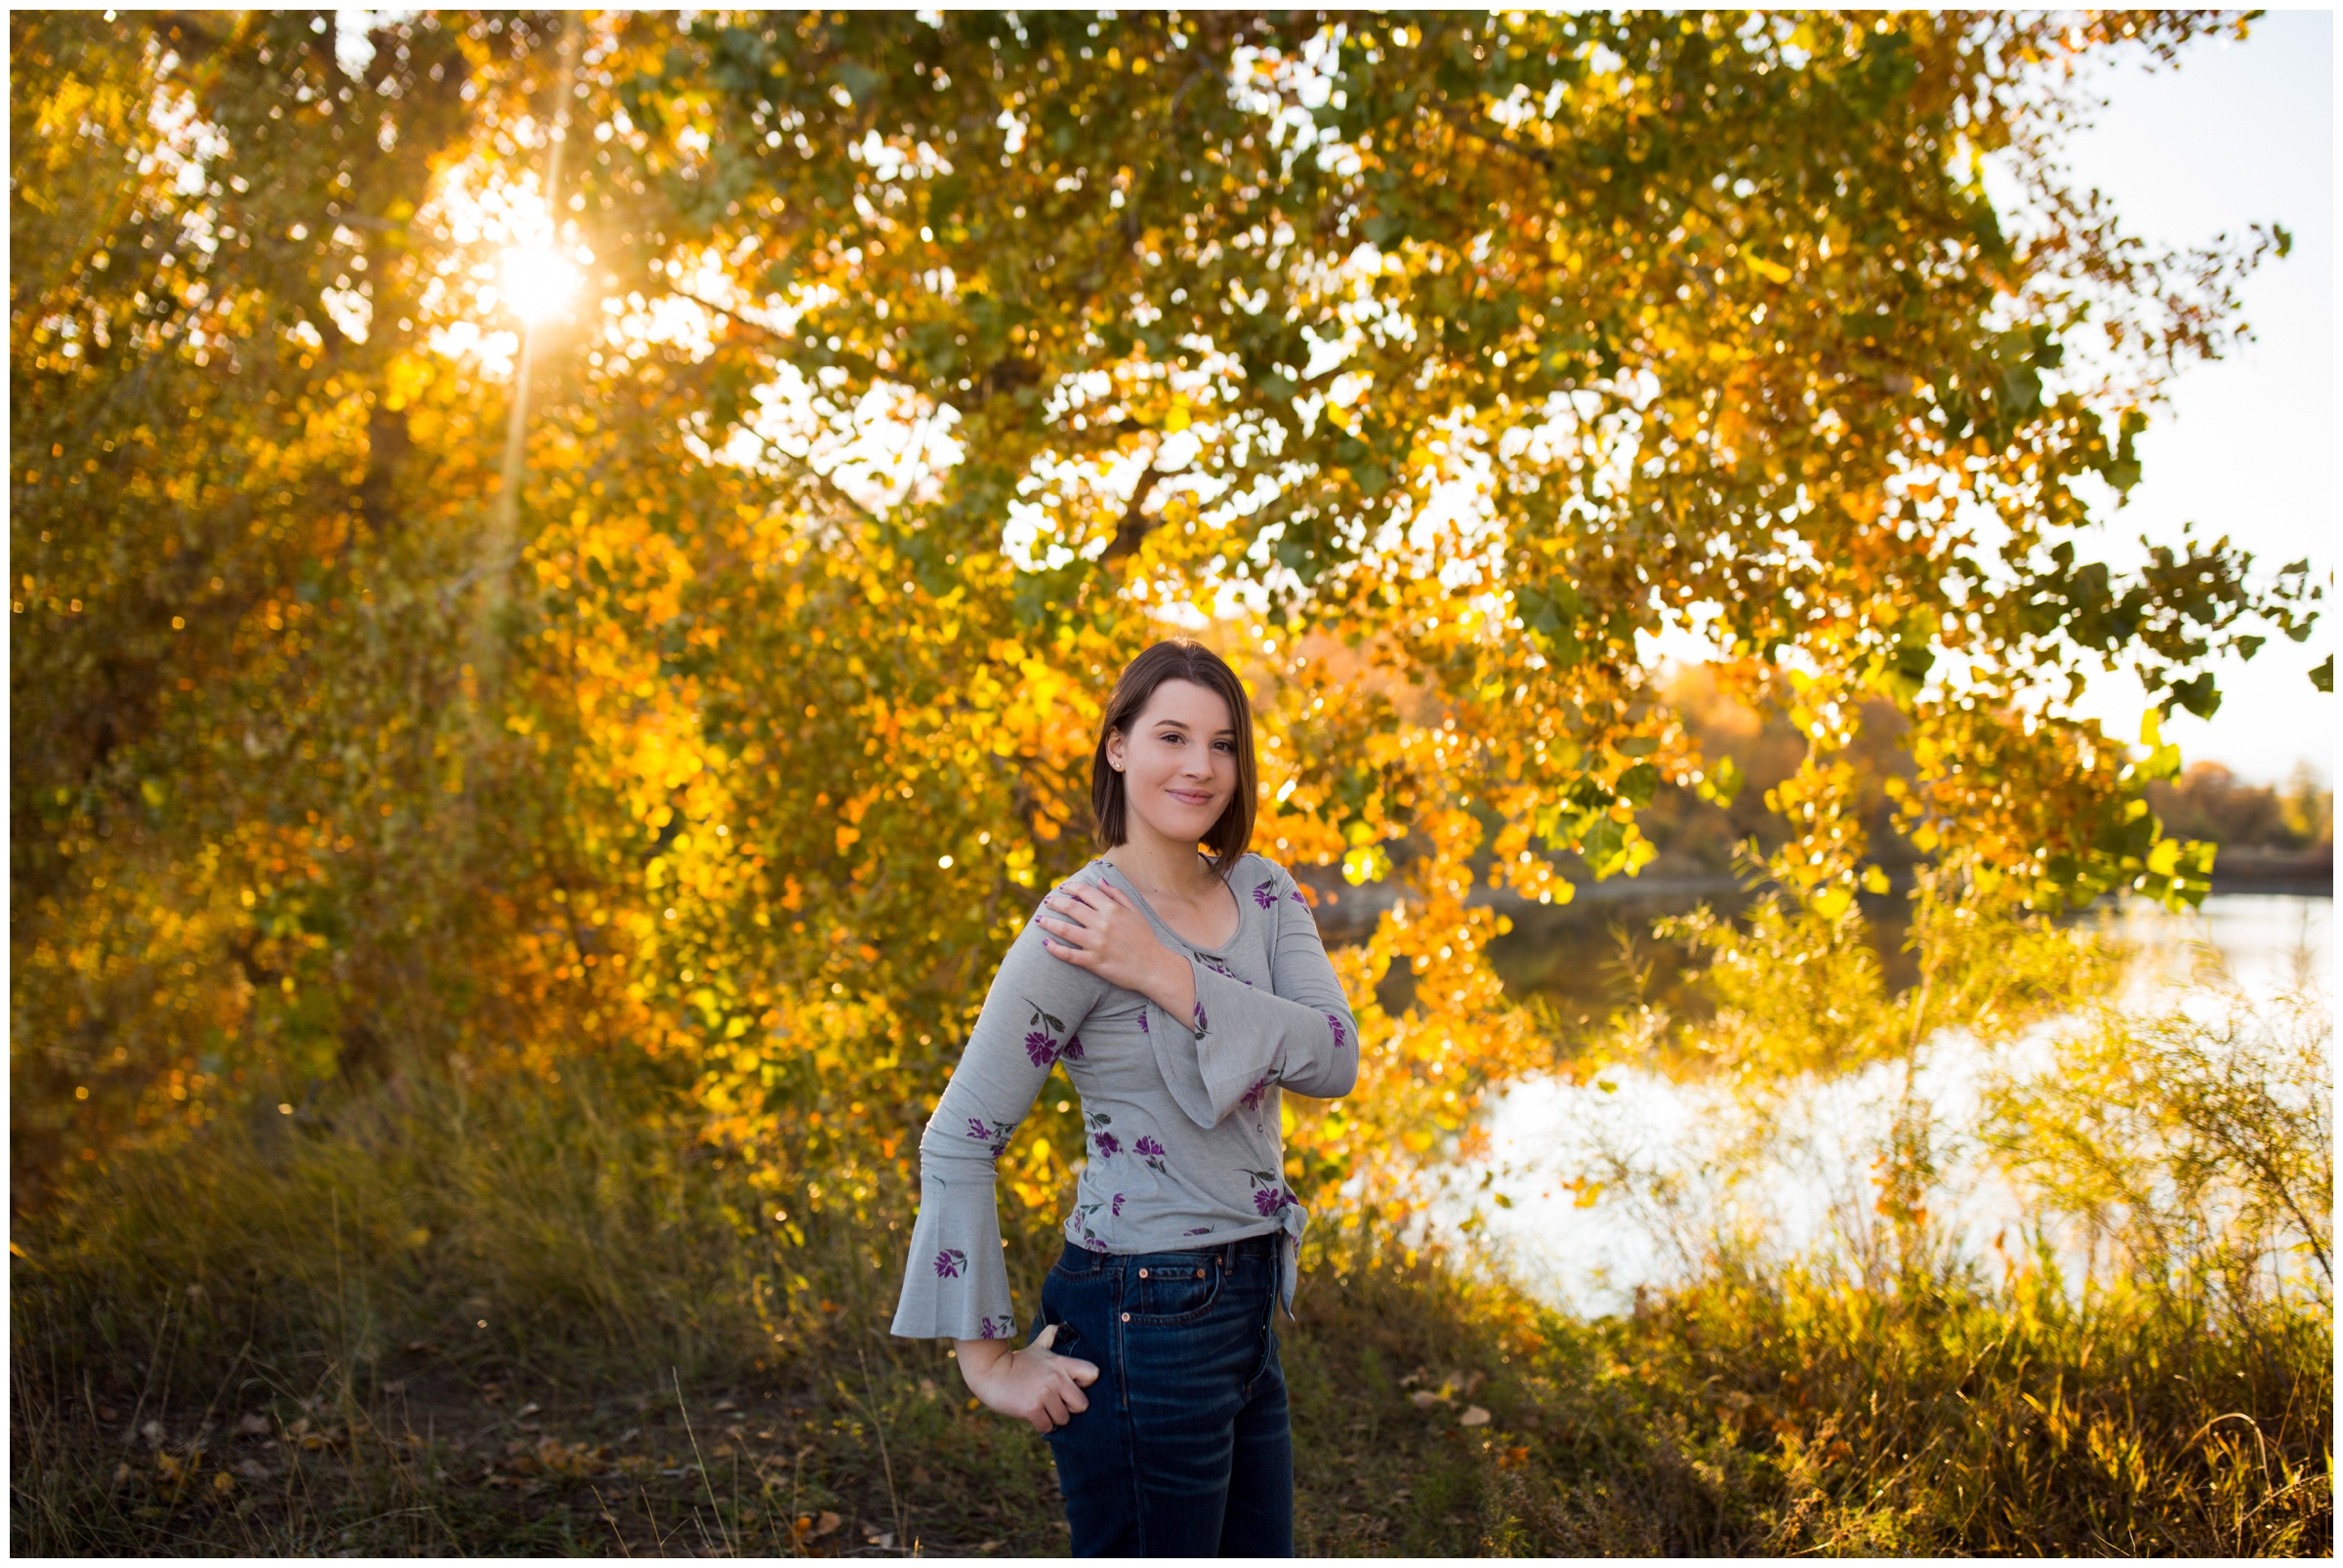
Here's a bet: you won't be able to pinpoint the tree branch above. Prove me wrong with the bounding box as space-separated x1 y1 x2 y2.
1102 464 1167 563
771 446 884 528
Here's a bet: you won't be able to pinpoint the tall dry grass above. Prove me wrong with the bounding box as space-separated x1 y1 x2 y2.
12 893 2331 1554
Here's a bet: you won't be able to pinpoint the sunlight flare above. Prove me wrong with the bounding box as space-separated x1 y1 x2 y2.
499 246 578 323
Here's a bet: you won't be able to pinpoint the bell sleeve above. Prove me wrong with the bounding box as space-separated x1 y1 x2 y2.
889 909 1106 1341
1161 860 1362 1128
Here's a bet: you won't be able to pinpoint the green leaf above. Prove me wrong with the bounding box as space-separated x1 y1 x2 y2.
2166 672 2222 720
1698 755 1747 808
1577 814 1627 876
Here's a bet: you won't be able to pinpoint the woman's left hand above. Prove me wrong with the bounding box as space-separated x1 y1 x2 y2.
1037 883 1189 1012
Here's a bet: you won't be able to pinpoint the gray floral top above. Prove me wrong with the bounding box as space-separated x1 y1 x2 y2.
889 853 1360 1341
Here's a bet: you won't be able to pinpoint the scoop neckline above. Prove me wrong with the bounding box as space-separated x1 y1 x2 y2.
1089 855 1254 955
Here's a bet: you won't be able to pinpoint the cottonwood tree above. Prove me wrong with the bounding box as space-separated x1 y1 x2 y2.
13 12 2318 1220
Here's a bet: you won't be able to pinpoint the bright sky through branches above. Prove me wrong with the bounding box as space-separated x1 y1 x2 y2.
2057 13 2335 785
388 11 2317 796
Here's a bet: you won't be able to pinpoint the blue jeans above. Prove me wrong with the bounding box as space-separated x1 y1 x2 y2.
1032 1232 1294 1557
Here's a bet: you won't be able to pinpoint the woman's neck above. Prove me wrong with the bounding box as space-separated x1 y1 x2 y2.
1103 826 1219 898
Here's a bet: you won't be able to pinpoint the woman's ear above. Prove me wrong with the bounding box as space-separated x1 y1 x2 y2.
1104 728 1127 774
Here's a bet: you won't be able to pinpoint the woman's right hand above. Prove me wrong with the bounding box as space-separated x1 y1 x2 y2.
955 1325 1100 1433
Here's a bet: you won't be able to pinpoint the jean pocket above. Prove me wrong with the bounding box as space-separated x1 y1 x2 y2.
1129 1259 1222 1324
1036 1306 1084 1356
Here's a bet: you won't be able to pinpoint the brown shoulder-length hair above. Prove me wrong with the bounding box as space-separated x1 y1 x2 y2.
1091 640 1257 877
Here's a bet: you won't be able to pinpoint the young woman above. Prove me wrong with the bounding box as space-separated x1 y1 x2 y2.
890 639 1360 1556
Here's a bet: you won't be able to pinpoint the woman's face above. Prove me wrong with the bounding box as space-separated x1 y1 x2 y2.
1107 679 1239 850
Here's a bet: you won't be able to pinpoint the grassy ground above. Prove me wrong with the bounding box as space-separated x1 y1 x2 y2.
13 1060 2330 1555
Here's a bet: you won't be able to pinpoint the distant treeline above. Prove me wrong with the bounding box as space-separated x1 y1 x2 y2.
1615 671 2329 882
2147 763 2332 851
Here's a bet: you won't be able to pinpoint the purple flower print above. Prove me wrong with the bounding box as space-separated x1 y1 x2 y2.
934 1248 967 1279
1253 881 1279 910
978 1315 1000 1340
1290 889 1310 907
1022 1003 1069 1065
1327 1012 1349 1052
966 1118 1013 1157
1244 1167 1293 1217
1071 1201 1112 1253
1061 1033 1085 1062
1085 1109 1120 1160
1191 1002 1209 1037
1239 1076 1274 1113
1137 1010 1150 1035
1111 1192 1126 1217
1183 1226 1213 1236
1134 1135 1169 1175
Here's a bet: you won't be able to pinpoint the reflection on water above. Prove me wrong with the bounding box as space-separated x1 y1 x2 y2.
2113 892 2331 998
1441 894 2332 1315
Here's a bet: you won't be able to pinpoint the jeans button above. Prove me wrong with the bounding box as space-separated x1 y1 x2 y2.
1138 1268 1148 1278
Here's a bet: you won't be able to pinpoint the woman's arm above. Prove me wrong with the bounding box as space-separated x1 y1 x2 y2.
1036 862 1360 1126
890 902 1106 1368
1179 862 1360 1112
1251 860 1362 1095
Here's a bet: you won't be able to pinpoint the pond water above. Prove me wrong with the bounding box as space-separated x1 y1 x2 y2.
1431 893 2333 1314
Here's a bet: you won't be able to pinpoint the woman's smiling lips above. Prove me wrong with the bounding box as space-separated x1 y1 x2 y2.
1166 787 1215 806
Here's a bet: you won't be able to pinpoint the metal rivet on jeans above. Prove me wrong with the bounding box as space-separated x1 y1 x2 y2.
1120 1312 1130 1322
1137 1267 1148 1278
1195 1268 1205 1278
